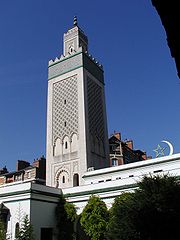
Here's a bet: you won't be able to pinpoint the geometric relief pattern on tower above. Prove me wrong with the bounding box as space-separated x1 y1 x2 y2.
87 76 104 141
52 75 78 144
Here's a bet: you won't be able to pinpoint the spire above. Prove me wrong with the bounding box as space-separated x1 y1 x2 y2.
63 17 88 56
73 16 78 26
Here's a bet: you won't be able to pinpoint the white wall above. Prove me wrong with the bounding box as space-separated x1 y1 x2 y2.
0 182 61 240
63 154 180 214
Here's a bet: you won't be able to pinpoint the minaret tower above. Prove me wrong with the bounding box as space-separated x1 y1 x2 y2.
46 17 109 188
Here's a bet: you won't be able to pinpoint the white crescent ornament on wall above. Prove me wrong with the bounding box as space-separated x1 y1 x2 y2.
161 140 174 155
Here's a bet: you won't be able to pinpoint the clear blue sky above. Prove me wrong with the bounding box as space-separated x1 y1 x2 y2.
0 0 180 171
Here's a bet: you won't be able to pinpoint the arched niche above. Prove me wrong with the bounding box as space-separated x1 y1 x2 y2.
54 138 62 157
71 133 78 152
63 136 69 155
73 173 79 187
55 168 70 188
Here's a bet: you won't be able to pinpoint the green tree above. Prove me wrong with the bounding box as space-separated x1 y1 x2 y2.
0 220 6 240
80 195 109 240
134 175 180 240
107 192 139 240
107 175 180 240
55 194 77 240
16 215 34 240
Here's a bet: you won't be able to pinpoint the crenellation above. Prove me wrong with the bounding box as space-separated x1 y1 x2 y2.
60 54 65 60
64 26 78 36
85 51 103 70
48 59 54 65
48 48 83 67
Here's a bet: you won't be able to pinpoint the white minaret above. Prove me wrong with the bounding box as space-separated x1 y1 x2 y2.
46 17 109 188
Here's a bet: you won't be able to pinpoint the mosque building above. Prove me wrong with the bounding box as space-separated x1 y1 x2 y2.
0 18 180 240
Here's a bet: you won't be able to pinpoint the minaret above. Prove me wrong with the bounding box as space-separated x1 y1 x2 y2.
46 17 109 188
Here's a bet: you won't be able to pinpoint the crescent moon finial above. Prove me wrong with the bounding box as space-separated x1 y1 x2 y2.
161 140 174 155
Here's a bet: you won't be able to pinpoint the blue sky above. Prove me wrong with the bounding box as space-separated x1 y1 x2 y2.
0 0 179 170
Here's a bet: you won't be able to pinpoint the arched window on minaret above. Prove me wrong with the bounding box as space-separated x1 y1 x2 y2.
73 173 79 187
62 176 65 183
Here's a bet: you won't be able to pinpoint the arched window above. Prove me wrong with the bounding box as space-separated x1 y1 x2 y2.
73 173 79 187
62 176 65 183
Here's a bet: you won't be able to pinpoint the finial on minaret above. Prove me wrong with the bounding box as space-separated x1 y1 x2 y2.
73 16 78 26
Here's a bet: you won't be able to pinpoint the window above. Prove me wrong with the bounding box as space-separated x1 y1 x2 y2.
106 179 111 182
116 177 121 180
62 176 65 183
112 158 118 166
15 223 20 238
153 169 163 173
98 180 104 183
64 99 66 104
65 142 68 149
15 175 21 181
27 172 31 179
64 121 66 127
73 173 79 187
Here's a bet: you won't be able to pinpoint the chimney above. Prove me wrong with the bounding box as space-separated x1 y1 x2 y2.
125 140 133 150
32 156 46 180
0 166 8 175
16 160 30 171
114 132 121 140
141 152 147 160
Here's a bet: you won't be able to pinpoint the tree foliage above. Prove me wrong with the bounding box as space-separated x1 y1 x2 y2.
108 175 180 240
16 215 34 240
0 220 6 240
134 175 180 240
56 194 77 240
80 195 109 240
107 192 138 240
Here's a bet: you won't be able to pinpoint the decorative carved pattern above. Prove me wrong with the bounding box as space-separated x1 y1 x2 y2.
48 54 82 79
73 161 78 172
55 168 70 181
55 166 70 188
52 75 78 143
87 77 104 141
